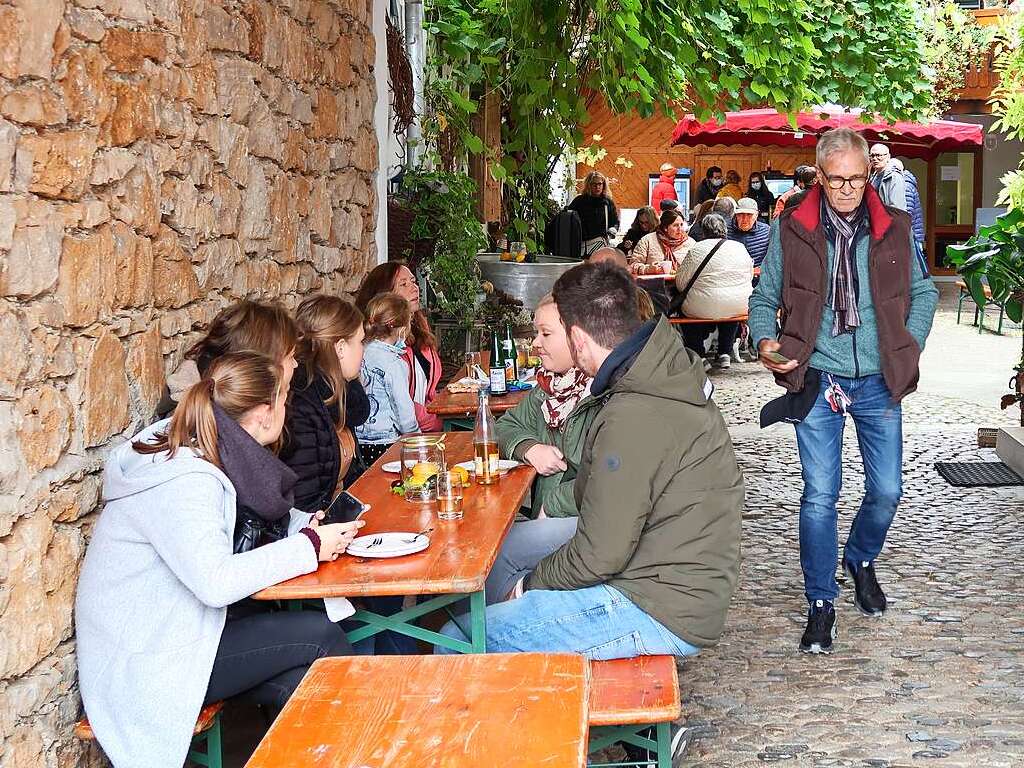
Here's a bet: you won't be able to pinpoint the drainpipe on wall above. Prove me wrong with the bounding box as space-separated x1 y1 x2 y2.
404 0 425 170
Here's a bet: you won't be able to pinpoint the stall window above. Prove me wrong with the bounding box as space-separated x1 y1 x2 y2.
935 153 975 227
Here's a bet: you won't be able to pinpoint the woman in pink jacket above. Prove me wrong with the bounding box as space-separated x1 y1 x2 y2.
356 262 443 432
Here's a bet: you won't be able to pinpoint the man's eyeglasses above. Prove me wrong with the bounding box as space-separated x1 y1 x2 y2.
824 174 868 190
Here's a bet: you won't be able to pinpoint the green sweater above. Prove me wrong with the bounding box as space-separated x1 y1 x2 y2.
749 219 938 378
495 384 600 518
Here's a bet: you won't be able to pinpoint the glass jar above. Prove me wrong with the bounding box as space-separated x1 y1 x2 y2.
399 435 446 503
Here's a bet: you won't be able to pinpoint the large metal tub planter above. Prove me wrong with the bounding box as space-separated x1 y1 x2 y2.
475 253 582 311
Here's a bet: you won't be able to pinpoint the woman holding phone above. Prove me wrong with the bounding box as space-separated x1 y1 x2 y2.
76 352 363 768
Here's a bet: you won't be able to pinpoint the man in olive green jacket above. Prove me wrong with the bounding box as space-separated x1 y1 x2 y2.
441 263 743 656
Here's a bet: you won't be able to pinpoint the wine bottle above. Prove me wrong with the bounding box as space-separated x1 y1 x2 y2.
473 388 500 485
502 325 518 384
488 329 507 395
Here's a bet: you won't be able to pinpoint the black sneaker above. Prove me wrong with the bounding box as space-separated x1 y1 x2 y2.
844 558 887 616
799 599 837 654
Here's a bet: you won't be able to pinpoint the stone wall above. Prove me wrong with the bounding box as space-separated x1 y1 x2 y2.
0 0 378 763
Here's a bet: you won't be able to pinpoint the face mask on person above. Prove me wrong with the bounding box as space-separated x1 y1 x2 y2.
711 178 724 188
751 181 762 190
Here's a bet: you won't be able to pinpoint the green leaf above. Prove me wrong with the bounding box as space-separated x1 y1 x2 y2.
464 133 484 154
1007 299 1024 325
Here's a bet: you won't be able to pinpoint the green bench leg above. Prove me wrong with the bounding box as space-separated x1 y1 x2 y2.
588 722 671 767
187 711 222 768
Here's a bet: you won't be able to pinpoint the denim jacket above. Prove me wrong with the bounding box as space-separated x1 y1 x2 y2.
355 340 420 444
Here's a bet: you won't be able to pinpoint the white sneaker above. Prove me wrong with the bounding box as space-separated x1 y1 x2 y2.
729 341 742 364
715 354 731 369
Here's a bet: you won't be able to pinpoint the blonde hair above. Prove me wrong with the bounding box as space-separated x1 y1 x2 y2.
294 295 363 418
583 170 614 202
187 300 300 375
364 292 412 343
635 206 659 231
134 352 282 468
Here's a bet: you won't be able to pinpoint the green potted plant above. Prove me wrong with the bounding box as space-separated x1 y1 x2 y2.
947 208 1024 426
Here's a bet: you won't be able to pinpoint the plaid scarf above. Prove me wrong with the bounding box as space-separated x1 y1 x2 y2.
656 228 687 261
821 198 867 336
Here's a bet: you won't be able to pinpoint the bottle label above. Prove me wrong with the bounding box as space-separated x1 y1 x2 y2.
489 368 506 393
475 453 499 475
504 358 516 383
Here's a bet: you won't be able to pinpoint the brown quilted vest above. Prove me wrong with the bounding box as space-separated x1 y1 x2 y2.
775 184 921 403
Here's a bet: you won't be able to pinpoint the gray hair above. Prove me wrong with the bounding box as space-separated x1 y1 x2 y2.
816 128 869 168
712 197 736 217
701 213 728 239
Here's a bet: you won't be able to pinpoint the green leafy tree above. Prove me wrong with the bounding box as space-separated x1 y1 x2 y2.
423 0 943 240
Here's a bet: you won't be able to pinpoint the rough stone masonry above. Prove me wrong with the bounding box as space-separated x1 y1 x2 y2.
0 0 379 763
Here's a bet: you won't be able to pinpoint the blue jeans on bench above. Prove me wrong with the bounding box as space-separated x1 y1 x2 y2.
437 584 700 660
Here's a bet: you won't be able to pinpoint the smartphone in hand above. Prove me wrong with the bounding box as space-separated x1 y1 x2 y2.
762 349 792 365
320 491 370 525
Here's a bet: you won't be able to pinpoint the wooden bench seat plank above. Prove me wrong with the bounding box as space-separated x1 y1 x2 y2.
75 701 224 741
588 656 680 727
669 313 748 325
245 653 590 768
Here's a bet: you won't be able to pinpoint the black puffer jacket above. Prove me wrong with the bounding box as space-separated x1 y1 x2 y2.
280 367 370 512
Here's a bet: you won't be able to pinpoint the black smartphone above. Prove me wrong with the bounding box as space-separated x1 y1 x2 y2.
320 491 369 525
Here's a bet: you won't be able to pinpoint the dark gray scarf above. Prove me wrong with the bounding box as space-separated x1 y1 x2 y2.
821 197 867 336
213 403 296 523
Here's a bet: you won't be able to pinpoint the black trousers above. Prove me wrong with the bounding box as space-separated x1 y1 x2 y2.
204 609 351 713
681 321 740 357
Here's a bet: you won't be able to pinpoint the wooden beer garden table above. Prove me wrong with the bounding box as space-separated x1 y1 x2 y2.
244 653 591 768
253 432 536 654
427 350 533 431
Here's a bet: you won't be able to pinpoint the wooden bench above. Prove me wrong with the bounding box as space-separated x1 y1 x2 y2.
75 701 224 768
669 313 748 326
956 279 1005 334
587 656 683 768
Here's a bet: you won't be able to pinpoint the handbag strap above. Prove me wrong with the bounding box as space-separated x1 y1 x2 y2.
668 238 727 317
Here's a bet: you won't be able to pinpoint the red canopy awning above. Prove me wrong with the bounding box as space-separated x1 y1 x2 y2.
670 108 983 160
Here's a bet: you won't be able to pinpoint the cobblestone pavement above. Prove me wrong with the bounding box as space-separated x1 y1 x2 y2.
665 309 1024 768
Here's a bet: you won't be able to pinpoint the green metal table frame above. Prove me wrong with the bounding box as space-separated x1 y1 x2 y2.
187 711 223 768
587 722 671 768
290 589 487 654
441 416 475 432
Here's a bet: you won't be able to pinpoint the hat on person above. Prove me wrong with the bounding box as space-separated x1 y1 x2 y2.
735 197 759 216
659 162 675 174
659 198 680 212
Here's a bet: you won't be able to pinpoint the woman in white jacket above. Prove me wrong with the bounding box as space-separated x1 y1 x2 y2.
629 209 696 274
75 352 364 768
674 213 753 369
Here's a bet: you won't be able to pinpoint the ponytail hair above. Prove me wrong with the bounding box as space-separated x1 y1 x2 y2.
363 292 412 343
134 351 282 468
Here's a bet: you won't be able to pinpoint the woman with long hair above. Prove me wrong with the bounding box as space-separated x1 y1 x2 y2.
281 294 370 511
746 171 776 220
568 170 620 257
619 205 658 258
628 209 696 275
356 261 442 432
76 352 363 768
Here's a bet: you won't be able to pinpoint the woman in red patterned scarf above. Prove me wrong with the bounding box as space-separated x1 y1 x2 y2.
628 209 696 275
485 295 602 602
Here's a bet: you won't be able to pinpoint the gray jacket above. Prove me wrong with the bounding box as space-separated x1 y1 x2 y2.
75 419 317 767
871 163 907 211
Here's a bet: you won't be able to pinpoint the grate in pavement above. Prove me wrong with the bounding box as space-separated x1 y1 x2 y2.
935 461 1024 487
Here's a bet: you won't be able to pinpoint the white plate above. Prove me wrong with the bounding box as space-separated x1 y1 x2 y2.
381 460 417 474
346 532 430 558
454 459 520 475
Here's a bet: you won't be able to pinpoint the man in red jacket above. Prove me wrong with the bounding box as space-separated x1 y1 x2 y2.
651 163 678 211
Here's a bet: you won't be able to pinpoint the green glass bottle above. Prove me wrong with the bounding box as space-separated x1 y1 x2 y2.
488 329 507 395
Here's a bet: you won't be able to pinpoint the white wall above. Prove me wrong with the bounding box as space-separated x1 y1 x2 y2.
373 1 389 263
950 113 1024 207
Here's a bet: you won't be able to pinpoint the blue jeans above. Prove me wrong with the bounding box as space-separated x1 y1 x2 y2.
484 517 579 603
795 372 902 603
437 584 700 660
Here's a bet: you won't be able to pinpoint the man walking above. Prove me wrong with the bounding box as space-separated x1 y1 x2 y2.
441 262 743 662
868 144 907 211
749 128 938 654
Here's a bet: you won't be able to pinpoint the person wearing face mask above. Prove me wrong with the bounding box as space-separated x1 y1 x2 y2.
746 172 776 221
281 295 370 512
695 165 724 205
355 293 420 465
76 352 362 768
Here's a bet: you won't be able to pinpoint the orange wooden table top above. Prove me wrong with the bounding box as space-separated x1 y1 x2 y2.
253 432 535 600
245 653 590 768
427 351 532 418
